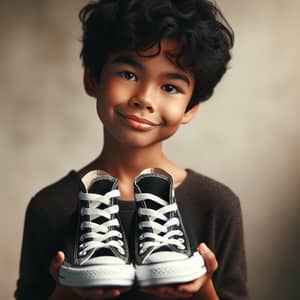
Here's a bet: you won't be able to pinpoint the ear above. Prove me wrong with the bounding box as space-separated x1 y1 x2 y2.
181 103 200 124
84 68 97 97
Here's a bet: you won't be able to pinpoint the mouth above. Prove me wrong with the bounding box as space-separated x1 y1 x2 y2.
116 110 161 131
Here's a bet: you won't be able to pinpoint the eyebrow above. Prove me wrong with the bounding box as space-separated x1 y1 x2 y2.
112 56 143 71
164 73 190 87
111 56 191 87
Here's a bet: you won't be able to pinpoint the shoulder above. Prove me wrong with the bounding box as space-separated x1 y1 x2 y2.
177 169 242 220
26 170 80 221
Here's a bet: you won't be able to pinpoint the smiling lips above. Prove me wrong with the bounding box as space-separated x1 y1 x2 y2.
116 111 161 131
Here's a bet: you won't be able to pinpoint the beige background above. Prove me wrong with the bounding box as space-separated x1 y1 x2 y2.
1 0 299 299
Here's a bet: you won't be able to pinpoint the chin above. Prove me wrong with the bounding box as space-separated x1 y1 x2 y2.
109 132 155 148
119 137 158 148
105 126 176 148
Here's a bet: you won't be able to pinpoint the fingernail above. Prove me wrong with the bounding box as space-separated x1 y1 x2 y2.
200 243 209 252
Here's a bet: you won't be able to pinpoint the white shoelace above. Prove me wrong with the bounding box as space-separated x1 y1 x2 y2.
135 192 185 257
79 189 125 257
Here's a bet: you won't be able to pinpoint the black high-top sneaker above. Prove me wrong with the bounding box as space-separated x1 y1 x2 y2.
133 168 206 286
59 170 135 287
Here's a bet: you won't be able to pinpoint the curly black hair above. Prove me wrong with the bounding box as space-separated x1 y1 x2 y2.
79 0 234 110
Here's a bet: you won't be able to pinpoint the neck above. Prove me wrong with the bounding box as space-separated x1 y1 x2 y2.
78 129 187 200
99 133 169 181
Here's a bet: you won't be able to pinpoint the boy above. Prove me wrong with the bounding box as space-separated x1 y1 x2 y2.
15 0 248 299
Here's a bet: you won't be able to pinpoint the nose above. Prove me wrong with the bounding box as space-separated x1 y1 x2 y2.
128 91 155 113
128 97 154 113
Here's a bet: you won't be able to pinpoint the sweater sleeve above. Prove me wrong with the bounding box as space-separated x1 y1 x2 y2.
212 197 248 300
15 196 55 300
175 170 249 300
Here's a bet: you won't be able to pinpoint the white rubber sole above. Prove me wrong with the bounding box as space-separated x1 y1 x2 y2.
59 263 135 287
135 252 207 286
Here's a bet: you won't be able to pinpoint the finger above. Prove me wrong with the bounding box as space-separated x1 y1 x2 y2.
85 288 121 300
72 287 104 298
177 276 207 294
49 251 65 280
102 288 122 298
67 286 127 300
198 243 218 274
163 286 194 298
74 287 122 299
140 286 192 299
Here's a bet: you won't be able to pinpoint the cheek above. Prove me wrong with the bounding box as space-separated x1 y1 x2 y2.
96 79 128 116
103 76 135 102
100 80 120 104
161 104 186 125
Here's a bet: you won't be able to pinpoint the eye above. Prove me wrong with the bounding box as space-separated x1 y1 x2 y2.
162 84 180 94
118 71 137 81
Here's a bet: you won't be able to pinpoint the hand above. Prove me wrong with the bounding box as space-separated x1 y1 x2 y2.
49 251 130 300
140 243 218 299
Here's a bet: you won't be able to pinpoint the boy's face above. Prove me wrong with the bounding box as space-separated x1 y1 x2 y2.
86 39 199 148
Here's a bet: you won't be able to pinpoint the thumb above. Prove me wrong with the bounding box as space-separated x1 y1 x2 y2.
198 243 218 275
49 251 65 280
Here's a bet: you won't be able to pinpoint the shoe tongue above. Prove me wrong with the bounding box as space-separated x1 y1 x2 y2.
89 178 114 195
137 176 175 249
91 179 121 259
91 248 115 259
89 178 116 208
81 177 119 259
138 176 172 209
87 179 115 226
141 177 173 229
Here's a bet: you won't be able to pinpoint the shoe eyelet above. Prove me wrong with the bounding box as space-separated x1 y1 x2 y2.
79 250 87 257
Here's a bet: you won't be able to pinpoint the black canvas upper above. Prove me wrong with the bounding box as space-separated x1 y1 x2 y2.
133 171 192 265
62 175 130 267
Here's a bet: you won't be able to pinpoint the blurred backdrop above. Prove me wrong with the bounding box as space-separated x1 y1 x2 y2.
1 0 299 299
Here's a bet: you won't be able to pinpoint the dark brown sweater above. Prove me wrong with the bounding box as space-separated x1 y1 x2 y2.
15 169 248 300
